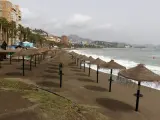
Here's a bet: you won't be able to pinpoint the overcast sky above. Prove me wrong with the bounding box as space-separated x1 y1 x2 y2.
10 0 160 44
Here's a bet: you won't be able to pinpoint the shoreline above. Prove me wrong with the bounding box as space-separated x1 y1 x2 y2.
68 49 160 91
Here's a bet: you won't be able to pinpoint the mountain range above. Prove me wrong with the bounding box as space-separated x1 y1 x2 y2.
68 34 93 43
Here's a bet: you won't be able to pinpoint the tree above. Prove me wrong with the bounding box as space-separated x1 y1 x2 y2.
0 17 9 44
18 24 25 41
8 21 17 45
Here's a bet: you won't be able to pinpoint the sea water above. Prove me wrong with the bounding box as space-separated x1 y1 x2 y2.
70 48 160 90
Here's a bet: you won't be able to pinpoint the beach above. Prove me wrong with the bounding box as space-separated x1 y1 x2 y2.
0 49 160 120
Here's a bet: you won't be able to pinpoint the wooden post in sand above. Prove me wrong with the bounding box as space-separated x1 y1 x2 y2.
35 55 36 67
9 52 12 64
88 63 91 76
30 56 32 71
80 60 82 69
38 55 40 64
135 81 141 111
59 63 63 88
97 65 99 83
109 69 113 92
84 60 85 72
22 56 25 76
77 58 79 66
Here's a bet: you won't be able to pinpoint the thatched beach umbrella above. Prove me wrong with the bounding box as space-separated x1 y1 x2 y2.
91 58 106 83
69 51 77 59
0 49 20 65
72 52 79 65
101 60 126 92
118 64 160 111
58 52 74 66
80 55 88 72
13 49 39 76
86 56 95 76
76 55 83 68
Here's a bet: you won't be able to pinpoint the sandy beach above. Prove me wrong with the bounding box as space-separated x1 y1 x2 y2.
0 50 160 120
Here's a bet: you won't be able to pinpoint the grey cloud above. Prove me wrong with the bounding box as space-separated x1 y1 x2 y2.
11 0 160 44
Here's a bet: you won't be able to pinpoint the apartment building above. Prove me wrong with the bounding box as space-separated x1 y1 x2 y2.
0 0 21 24
61 35 69 45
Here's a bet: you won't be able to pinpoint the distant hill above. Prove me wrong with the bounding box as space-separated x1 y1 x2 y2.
68 34 131 48
68 34 93 43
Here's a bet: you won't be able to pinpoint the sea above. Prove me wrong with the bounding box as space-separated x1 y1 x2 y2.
70 48 160 90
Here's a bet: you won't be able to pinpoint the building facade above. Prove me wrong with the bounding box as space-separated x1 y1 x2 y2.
0 0 21 24
61 35 69 46
45 36 61 43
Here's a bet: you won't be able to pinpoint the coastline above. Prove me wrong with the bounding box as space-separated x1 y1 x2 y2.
68 49 160 91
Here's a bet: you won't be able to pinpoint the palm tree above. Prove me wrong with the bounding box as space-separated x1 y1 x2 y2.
25 27 31 41
0 17 9 44
8 21 16 45
18 24 25 41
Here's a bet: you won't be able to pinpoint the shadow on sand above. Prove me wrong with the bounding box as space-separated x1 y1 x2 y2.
42 74 59 79
70 66 79 69
96 98 134 112
77 78 94 83
75 73 88 76
48 67 59 70
83 85 108 92
44 69 58 74
5 72 23 76
71 69 82 72
16 67 31 71
47 63 59 67
68 62 76 66
37 81 59 88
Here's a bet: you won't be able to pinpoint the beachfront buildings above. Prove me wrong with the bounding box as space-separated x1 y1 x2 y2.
45 36 61 43
0 0 21 45
0 0 21 24
61 35 69 46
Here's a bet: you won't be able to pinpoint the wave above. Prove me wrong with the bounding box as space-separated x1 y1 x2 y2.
70 49 160 90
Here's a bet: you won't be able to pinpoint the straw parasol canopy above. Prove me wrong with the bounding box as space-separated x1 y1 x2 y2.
69 51 77 56
118 64 160 82
118 64 160 112
81 55 89 61
100 60 126 92
86 56 95 62
91 58 106 66
90 58 106 83
76 54 83 59
13 49 41 57
101 60 126 69
0 49 19 53
54 51 73 66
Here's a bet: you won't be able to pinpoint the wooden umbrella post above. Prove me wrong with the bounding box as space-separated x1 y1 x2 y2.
88 63 91 76
97 65 99 83
84 60 85 72
43 53 45 60
41 54 42 61
59 63 63 88
10 52 12 65
135 81 141 111
109 69 113 92
80 60 81 69
35 55 36 67
22 56 25 76
30 56 32 71
75 57 76 64
0 60 1 68
77 58 79 66
18 56 20 62
38 54 40 64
